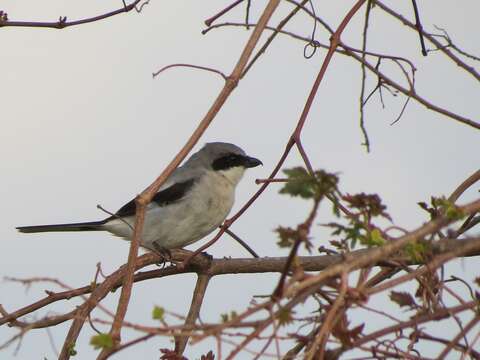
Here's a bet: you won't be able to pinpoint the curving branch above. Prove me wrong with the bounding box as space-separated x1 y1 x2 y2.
0 1 144 29
204 21 480 130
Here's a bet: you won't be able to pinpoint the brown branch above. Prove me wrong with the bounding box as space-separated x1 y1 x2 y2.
241 0 310 78
0 262 184 327
375 1 480 82
224 228 260 258
366 235 480 296
340 45 479 130
285 0 479 130
437 315 480 359
410 0 428 56
224 288 313 359
431 26 480 62
415 331 480 359
305 272 348 359
272 0 369 299
190 186 480 354
3 237 480 330
0 1 142 29
101 334 155 358
272 195 322 299
152 63 228 80
205 20 480 131
344 300 478 353
96 200 146 359
359 0 373 151
255 178 288 184
97 1 282 358
251 306 280 360
291 0 369 143
279 199 480 304
448 169 480 203
56 251 206 359
204 0 245 27
174 274 211 355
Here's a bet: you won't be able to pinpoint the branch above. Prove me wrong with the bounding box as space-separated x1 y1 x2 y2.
375 1 480 82
174 274 211 355
3 237 480 330
0 1 142 29
75 1 282 358
448 169 480 203
204 21 480 130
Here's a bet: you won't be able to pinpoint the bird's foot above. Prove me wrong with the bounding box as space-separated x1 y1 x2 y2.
152 243 172 267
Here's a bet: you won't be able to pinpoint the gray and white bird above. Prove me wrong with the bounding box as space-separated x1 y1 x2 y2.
17 142 262 251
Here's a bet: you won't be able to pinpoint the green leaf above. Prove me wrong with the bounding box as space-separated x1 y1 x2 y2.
90 333 114 350
275 226 299 248
220 311 238 323
405 241 427 262
324 222 365 248
279 167 339 200
280 167 315 199
152 306 165 320
67 342 77 356
277 307 294 326
432 196 465 221
367 228 385 246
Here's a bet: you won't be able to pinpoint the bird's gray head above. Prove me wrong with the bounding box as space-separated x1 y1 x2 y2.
188 142 262 185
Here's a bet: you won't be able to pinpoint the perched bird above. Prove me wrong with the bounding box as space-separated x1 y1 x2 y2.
17 142 262 252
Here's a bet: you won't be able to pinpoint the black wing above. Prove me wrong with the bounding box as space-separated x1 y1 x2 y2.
113 179 196 218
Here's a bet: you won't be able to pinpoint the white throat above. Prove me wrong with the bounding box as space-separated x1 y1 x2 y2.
218 166 246 186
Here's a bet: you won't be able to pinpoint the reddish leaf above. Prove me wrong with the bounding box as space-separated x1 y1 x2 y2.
200 350 215 360
160 349 187 360
390 291 417 309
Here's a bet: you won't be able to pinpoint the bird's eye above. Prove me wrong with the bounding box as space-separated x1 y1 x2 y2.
212 153 243 171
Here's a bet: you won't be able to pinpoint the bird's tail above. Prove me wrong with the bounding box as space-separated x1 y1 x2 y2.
16 220 107 234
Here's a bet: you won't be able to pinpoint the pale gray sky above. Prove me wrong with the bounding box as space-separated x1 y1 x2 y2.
1 0 479 358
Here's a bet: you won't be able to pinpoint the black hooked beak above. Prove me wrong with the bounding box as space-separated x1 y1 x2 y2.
243 156 263 168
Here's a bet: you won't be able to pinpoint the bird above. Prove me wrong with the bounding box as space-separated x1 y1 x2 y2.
16 142 262 252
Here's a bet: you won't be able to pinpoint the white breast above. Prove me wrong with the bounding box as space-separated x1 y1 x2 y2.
104 170 238 250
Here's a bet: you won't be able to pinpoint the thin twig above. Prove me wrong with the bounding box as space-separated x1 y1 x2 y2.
224 228 260 258
175 274 211 355
0 0 142 29
204 0 245 27
152 63 228 80
97 2 282 358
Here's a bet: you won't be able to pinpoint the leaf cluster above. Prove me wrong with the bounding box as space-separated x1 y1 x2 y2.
418 196 465 221
326 193 391 249
275 167 340 251
277 168 394 250
331 313 364 346
279 167 339 201
220 311 238 323
90 333 114 350
152 305 165 320
342 193 391 221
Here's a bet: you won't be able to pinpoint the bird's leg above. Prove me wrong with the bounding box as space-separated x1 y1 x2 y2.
152 243 172 267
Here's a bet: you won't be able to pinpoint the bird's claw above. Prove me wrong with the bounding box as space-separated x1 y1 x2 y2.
152 243 172 267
